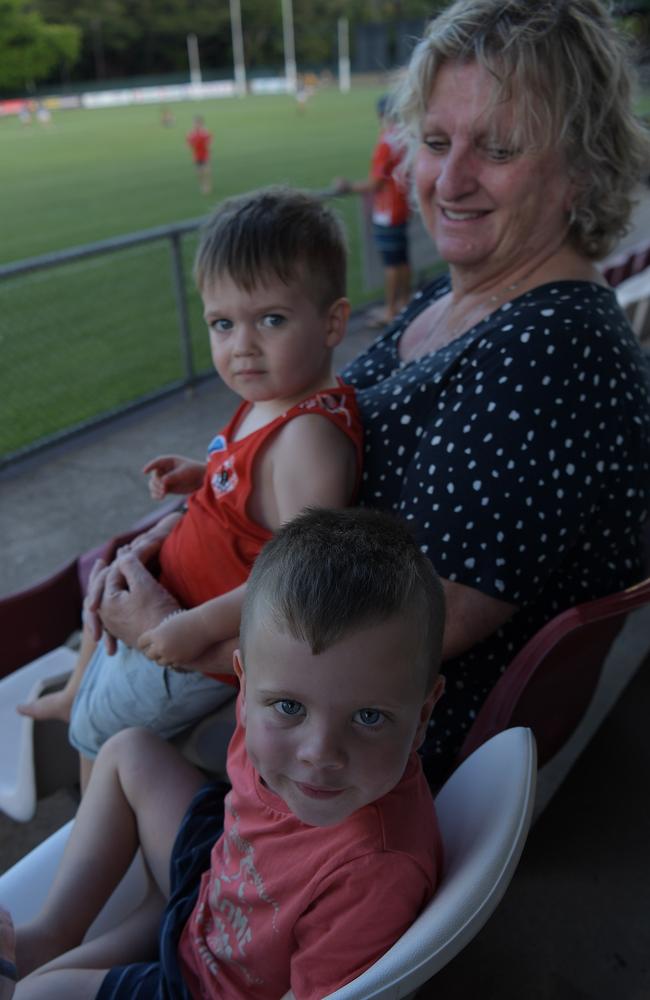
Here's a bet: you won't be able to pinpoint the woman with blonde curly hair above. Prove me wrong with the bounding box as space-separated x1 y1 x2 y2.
44 1 650 802
342 0 650 786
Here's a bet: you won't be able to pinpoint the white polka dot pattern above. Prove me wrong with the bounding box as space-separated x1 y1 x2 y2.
344 276 650 786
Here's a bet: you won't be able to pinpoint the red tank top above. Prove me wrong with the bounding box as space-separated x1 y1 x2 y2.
158 382 362 609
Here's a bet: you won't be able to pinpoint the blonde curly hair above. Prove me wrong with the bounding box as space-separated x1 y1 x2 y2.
394 0 650 259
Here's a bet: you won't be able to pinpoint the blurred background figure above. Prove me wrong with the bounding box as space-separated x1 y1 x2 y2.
186 114 213 195
160 105 174 128
334 94 411 324
35 102 52 126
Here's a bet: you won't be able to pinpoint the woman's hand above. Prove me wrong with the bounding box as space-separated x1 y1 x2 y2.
115 510 183 566
143 455 206 500
95 553 181 653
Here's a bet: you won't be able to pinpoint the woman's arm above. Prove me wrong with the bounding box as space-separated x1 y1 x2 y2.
441 579 516 660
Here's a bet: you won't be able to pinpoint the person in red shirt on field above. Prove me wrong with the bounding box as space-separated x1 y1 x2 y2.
334 95 411 324
186 115 213 194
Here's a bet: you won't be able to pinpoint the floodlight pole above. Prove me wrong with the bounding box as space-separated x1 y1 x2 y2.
338 17 351 93
187 33 202 85
281 0 298 93
229 0 247 96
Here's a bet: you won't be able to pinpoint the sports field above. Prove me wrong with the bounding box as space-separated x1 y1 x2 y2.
2 86 386 459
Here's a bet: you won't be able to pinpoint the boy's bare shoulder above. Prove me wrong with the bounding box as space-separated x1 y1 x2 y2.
254 413 358 526
274 410 355 450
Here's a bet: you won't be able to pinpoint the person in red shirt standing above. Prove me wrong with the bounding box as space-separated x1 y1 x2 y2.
186 114 213 195
334 95 411 323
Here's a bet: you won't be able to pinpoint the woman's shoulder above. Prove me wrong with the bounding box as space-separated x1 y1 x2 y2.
489 279 637 350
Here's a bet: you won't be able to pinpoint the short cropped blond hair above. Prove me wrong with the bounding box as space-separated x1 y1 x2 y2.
240 507 445 691
394 0 650 259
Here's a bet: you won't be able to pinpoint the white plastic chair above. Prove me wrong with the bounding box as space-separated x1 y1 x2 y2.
615 265 650 345
0 728 535 997
0 647 76 822
323 727 536 999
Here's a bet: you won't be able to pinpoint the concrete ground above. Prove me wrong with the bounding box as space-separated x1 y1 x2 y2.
2 202 650 996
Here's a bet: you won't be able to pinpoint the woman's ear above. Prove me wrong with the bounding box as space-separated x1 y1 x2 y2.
325 297 351 347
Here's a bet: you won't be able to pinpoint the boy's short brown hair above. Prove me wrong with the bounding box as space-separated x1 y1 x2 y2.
194 186 347 311
240 507 445 690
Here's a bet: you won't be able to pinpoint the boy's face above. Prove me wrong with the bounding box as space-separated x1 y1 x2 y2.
234 615 443 828
202 272 348 410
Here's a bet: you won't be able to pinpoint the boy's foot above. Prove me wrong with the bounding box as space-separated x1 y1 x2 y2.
0 908 16 1000
17 687 73 723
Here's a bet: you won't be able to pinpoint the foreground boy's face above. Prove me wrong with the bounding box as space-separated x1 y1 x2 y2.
235 615 441 828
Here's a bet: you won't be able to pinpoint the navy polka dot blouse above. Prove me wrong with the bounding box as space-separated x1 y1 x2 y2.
343 274 650 787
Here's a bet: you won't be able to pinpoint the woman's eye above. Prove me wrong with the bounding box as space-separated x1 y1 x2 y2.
485 145 515 162
355 708 383 727
210 318 232 333
423 136 448 154
262 313 285 328
273 699 304 717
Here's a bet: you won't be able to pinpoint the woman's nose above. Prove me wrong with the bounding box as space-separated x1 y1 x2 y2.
436 146 478 202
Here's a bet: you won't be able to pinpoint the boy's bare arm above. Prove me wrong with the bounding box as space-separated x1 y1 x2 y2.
137 417 357 670
264 414 358 527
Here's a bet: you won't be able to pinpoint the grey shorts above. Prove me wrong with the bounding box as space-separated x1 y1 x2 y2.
69 640 235 759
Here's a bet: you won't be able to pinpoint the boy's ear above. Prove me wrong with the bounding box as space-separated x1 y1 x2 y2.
233 649 247 724
412 674 445 751
325 297 350 348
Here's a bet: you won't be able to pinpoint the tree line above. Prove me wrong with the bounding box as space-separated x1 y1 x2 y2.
1 0 446 93
3 0 649 95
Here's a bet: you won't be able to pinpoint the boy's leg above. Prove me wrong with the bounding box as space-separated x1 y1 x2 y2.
68 641 234 764
383 264 400 320
17 622 97 723
14 728 206 980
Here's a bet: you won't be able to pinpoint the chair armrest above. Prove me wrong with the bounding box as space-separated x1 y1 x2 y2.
0 648 76 822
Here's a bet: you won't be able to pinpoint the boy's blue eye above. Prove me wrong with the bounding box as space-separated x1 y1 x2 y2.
273 699 304 717
355 708 383 727
211 318 232 332
262 313 286 328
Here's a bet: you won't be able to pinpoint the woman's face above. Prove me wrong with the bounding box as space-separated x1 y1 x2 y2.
414 60 575 285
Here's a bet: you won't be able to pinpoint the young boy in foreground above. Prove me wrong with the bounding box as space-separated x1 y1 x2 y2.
6 507 446 999
20 188 362 784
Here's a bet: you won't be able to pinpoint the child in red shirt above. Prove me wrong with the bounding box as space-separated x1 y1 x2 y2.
20 188 362 792
186 115 213 194
7 507 446 999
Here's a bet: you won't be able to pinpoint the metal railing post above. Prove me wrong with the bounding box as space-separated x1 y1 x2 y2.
169 232 196 387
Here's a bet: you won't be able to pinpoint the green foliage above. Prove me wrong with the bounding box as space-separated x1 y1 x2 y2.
0 0 80 89
27 0 444 85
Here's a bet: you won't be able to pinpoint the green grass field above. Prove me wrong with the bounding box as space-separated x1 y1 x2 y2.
1 87 386 459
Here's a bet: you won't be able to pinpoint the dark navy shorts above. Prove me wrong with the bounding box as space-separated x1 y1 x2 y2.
95 781 228 1000
372 222 409 267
